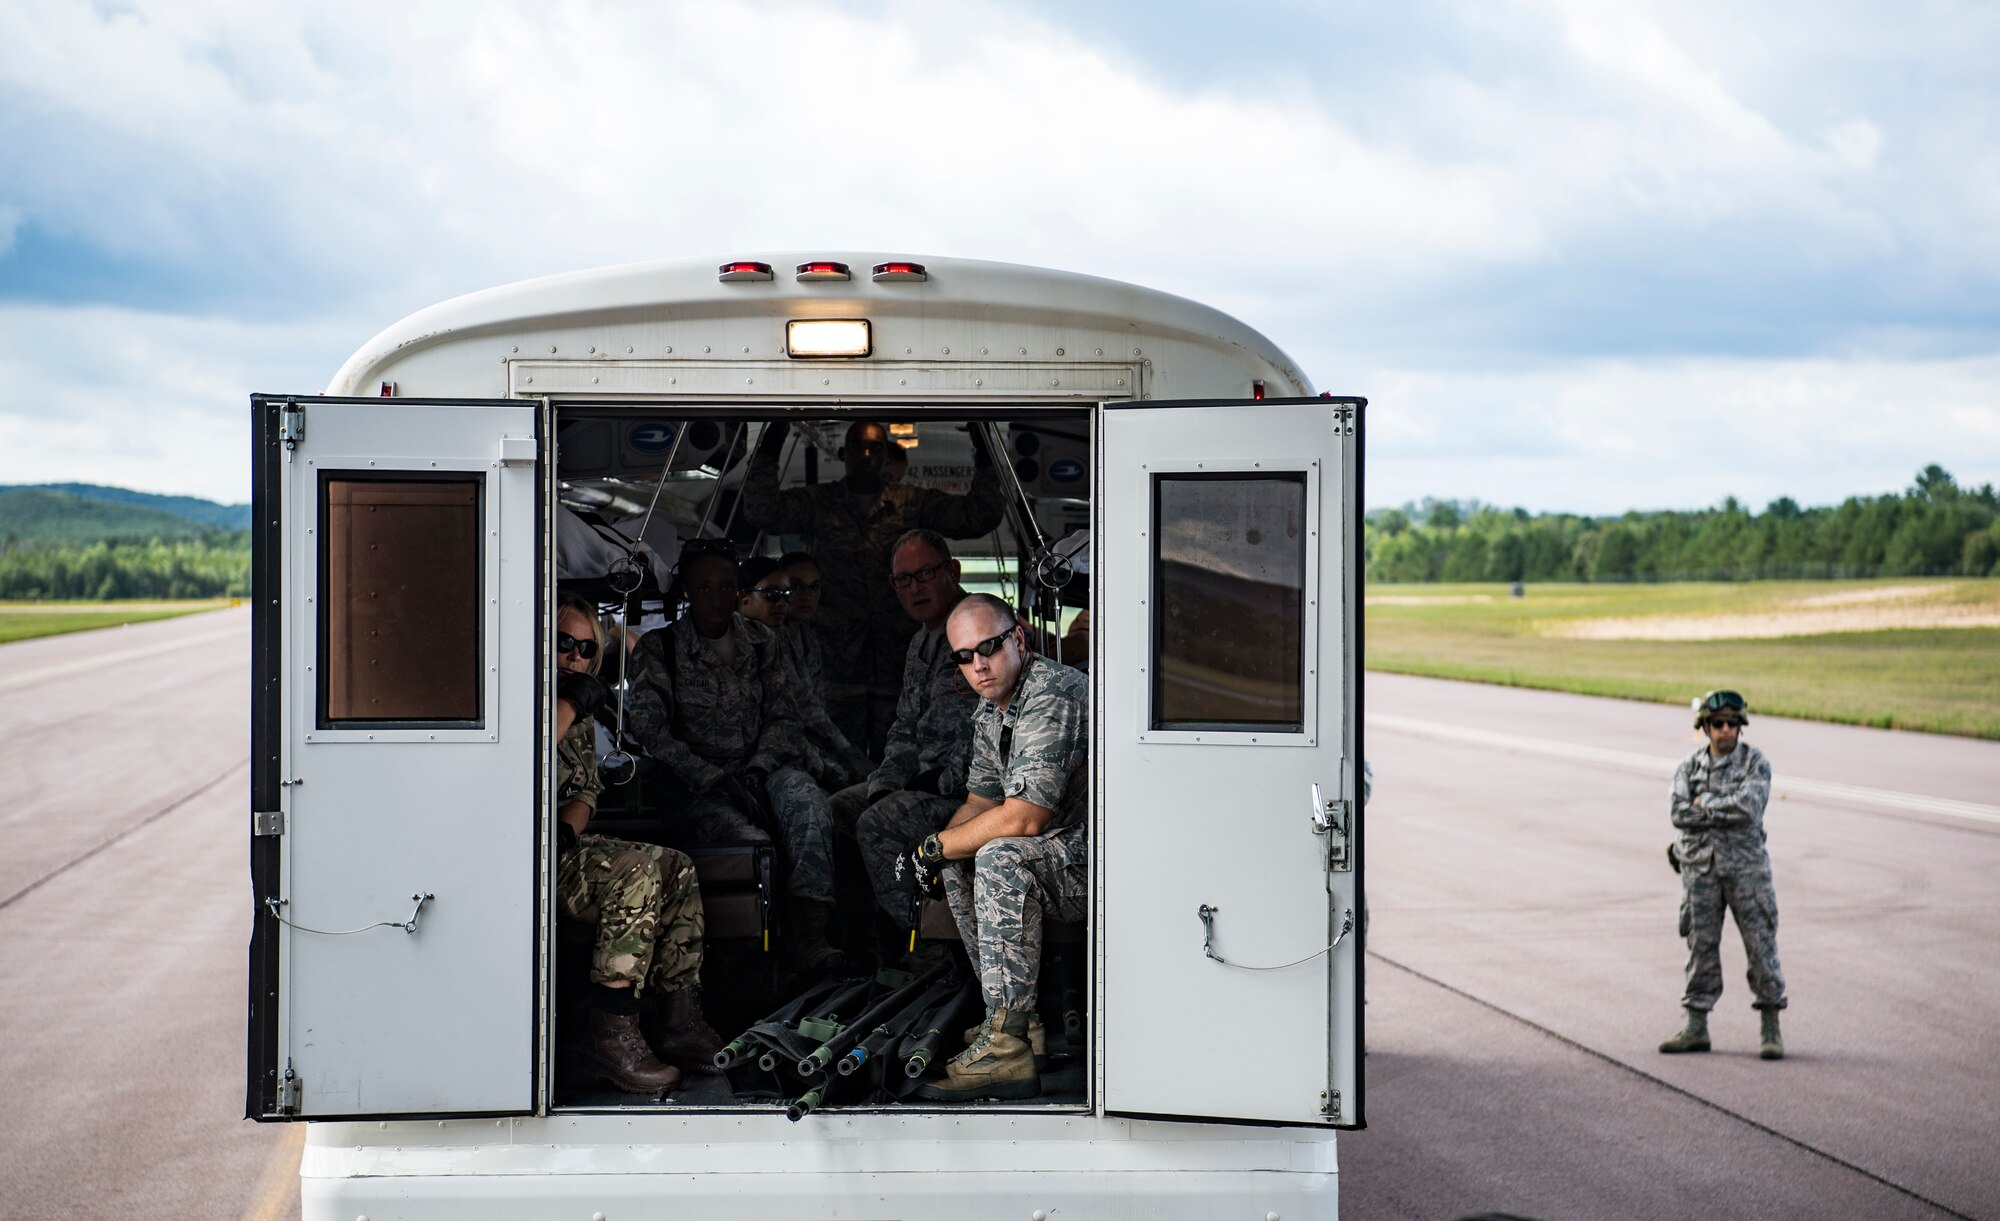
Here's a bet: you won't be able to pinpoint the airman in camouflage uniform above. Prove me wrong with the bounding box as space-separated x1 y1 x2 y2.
910 594 1089 1102
1660 690 1788 1060
552 595 720 1091
837 531 984 931
623 548 846 974
741 421 1006 757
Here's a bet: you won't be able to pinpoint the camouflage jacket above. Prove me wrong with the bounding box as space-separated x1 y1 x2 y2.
966 655 1089 835
740 448 1007 693
778 622 829 700
869 619 982 798
556 714 603 814
625 614 804 793
1670 741 1772 872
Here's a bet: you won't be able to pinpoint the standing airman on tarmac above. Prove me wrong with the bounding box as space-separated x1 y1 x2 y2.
1660 689 1788 1060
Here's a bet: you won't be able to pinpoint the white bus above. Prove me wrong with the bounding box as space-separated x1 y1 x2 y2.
248 252 1367 1219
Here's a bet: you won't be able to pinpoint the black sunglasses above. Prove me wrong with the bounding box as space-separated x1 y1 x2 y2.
1706 717 1743 729
556 632 599 659
947 624 1017 666
890 561 949 590
746 586 793 601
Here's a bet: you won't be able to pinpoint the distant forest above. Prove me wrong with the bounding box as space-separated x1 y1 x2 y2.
1367 465 2000 583
0 485 250 599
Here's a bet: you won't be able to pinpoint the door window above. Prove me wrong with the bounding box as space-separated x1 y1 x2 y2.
319 474 484 726
1150 473 1307 731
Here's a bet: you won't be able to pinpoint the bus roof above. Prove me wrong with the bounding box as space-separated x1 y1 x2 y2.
328 253 1312 398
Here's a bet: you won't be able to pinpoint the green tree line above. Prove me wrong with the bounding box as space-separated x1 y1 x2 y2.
0 535 250 600
1368 465 2000 583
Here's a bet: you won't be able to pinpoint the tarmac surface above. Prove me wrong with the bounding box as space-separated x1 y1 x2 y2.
0 609 1993 1220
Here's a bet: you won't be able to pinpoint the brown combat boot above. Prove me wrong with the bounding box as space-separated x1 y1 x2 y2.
646 986 727 1074
1759 1009 1784 1061
917 1008 1039 1101
583 1007 681 1094
1658 1008 1711 1054
785 900 850 979
964 1012 1047 1070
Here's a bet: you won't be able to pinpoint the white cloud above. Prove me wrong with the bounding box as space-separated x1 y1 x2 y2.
1357 353 2000 513
0 0 1997 510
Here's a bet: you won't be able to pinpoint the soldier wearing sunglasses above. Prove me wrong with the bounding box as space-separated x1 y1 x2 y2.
1660 689 1788 1060
901 593 1089 1101
740 556 872 792
551 594 722 1091
624 545 848 979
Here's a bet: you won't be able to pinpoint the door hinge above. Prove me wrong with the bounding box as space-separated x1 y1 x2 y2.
1320 1087 1342 1120
253 810 285 837
278 402 306 451
277 1062 302 1115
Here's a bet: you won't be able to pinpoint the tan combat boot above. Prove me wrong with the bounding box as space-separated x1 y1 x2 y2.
964 1012 1048 1069
1759 1010 1784 1061
645 986 727 1074
583 1007 682 1094
918 1008 1040 1101
1658 1008 1711 1054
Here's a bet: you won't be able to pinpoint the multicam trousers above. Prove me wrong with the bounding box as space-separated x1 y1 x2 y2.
680 765 836 903
1680 857 1787 1012
944 823 1089 1013
557 834 704 993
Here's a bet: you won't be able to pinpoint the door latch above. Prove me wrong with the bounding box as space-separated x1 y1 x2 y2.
278 402 306 451
252 810 285 837
1310 782 1352 872
277 1060 302 1114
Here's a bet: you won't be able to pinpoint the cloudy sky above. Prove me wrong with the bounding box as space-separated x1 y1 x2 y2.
2 0 1995 513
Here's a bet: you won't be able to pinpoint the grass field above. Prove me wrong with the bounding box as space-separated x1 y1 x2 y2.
0 600 232 645
1365 579 2000 739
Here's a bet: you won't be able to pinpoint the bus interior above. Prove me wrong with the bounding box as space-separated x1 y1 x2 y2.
552 406 1094 1113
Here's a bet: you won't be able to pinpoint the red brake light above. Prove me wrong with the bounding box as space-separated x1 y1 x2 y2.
718 260 775 282
871 261 928 283
1252 380 1266 401
796 260 852 282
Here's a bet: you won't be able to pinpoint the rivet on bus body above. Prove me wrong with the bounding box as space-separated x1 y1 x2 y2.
510 345 518 353
1019 348 1028 355
746 378 754 385
981 348 989 355
742 346 750 354
974 379 982 387
1034 1212 1047 1221
822 379 830 386
669 378 677 385
1133 348 1142 355
549 346 557 354
525 377 533 384
941 347 950 355
664 346 673 354
1056 348 1065 356
626 347 633 354
899 379 907 386
591 377 599 384
1095 348 1103 356
703 346 711 354
588 346 595 354
1051 380 1060 387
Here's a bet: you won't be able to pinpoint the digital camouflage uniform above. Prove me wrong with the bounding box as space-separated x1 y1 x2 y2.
848 618 985 927
741 442 1006 754
943 656 1090 1013
776 621 873 790
1671 740 1787 1012
624 615 837 903
554 715 704 992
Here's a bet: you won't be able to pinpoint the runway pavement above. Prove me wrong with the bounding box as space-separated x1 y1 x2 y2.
1344 672 2000 1220
0 611 1993 1219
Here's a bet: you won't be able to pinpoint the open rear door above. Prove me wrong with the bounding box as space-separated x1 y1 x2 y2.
248 394 545 1119
1098 396 1364 1127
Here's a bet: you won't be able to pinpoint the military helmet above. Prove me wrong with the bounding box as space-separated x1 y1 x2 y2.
1692 689 1749 728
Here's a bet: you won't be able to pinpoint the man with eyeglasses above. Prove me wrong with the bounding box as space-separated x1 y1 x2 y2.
1660 689 1788 1060
832 530 984 956
904 593 1088 1101
552 594 722 1092
742 420 1006 758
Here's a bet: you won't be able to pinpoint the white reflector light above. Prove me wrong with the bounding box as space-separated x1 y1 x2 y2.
787 318 872 358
